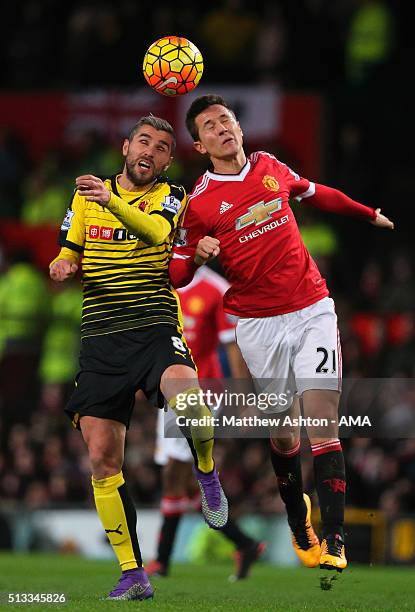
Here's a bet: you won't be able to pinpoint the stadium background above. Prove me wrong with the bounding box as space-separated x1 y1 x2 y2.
1 0 414 569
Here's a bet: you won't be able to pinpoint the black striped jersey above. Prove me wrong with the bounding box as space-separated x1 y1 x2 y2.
58 175 187 339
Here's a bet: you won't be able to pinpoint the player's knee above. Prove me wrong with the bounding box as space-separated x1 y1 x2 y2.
170 388 208 419
303 389 339 416
302 390 339 439
88 443 123 479
270 434 299 451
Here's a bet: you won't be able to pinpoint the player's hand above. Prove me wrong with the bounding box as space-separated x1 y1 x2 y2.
194 236 220 266
50 259 78 282
76 175 111 205
370 208 394 230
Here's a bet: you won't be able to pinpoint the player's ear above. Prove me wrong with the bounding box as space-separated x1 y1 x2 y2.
122 138 129 156
194 140 207 155
164 157 173 172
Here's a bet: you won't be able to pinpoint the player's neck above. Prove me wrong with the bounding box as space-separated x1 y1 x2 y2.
117 172 155 193
210 151 247 175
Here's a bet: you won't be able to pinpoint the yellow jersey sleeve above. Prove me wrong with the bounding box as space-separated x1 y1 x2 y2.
105 182 187 246
58 190 86 254
149 182 187 231
106 191 172 245
49 247 80 268
49 191 85 268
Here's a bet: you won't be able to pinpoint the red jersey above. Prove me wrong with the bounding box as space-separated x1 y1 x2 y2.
178 267 235 378
173 152 329 318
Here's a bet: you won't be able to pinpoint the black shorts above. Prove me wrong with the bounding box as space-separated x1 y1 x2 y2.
65 325 195 430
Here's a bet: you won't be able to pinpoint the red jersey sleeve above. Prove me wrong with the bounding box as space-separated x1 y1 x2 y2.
303 183 376 220
172 202 208 258
277 160 376 220
277 160 315 201
169 194 209 288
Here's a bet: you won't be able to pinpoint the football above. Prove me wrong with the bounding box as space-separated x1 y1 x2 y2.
143 36 204 96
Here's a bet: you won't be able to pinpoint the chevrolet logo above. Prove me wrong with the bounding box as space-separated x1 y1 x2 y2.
235 198 282 230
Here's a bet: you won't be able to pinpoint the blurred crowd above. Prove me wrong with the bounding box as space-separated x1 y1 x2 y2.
1 0 414 525
0 0 408 90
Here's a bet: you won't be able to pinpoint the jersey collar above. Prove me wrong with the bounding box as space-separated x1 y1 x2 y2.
205 159 251 182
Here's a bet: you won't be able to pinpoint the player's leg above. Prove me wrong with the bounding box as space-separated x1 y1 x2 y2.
222 520 266 580
161 366 214 472
147 458 191 577
65 339 154 602
139 326 227 529
148 406 195 576
303 389 347 572
142 327 215 474
270 396 304 518
150 408 262 579
270 397 320 568
178 438 264 580
159 453 264 581
235 314 319 566
79 416 153 600
236 314 321 567
293 297 346 572
160 363 228 529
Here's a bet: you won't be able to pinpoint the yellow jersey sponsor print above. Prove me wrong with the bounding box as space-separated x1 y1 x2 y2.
58 175 187 339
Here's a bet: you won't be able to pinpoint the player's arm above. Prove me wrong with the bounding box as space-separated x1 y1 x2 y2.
169 201 217 288
286 167 394 228
279 159 394 228
75 175 186 246
170 236 220 287
302 183 393 228
50 191 85 282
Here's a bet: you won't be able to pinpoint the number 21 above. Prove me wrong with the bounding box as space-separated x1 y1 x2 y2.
316 347 336 373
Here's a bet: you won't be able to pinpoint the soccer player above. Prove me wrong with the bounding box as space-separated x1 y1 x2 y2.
147 266 265 579
169 95 394 575
49 116 228 601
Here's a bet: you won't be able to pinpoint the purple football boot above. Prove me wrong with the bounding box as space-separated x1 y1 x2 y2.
106 567 154 601
193 466 228 529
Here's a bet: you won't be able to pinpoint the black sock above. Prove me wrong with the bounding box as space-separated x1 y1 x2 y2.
221 518 255 551
312 444 345 539
270 440 306 521
157 514 182 567
178 425 200 470
118 483 143 567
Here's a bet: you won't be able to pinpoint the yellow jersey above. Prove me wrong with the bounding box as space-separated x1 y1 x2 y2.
57 175 187 339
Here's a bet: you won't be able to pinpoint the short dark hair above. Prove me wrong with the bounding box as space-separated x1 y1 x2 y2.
128 115 176 153
185 94 235 141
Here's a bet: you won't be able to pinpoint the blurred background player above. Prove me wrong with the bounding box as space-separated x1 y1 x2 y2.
147 265 265 580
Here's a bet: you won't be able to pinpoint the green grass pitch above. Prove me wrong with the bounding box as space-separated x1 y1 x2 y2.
0 553 414 611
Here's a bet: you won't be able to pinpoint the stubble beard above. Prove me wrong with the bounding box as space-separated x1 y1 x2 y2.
125 158 157 187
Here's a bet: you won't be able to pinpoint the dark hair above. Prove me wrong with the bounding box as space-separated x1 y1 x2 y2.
128 115 176 153
185 94 235 141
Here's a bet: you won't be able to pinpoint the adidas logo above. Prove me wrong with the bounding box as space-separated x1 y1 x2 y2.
219 201 233 214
